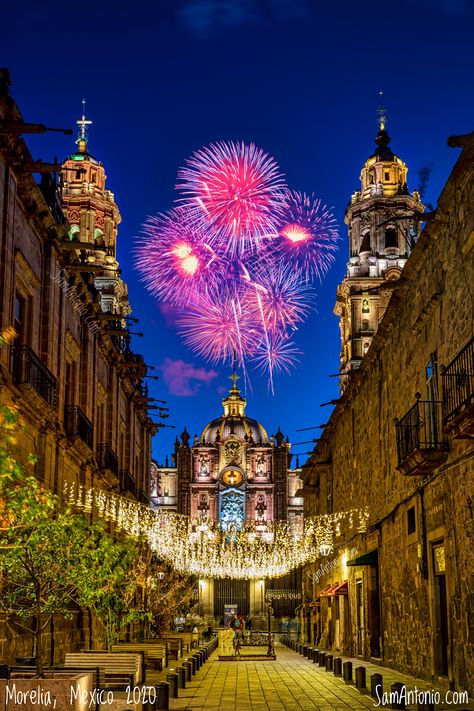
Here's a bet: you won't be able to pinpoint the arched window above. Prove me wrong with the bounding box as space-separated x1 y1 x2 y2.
94 228 105 247
360 232 371 253
385 227 398 249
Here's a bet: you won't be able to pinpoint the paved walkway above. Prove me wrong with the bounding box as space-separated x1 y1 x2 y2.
158 644 474 711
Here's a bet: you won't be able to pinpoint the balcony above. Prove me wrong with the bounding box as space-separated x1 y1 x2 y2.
11 345 56 408
395 397 448 476
64 405 93 449
120 469 136 497
97 443 119 476
442 336 474 438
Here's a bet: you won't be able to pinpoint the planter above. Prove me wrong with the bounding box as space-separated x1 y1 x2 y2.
0 672 93 711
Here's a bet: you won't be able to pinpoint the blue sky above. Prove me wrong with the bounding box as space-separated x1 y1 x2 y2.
4 0 473 463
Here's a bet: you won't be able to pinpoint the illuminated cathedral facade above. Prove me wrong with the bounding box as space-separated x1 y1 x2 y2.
150 377 303 626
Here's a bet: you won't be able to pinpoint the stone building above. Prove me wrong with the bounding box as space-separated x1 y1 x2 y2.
301 126 474 693
152 377 304 626
0 72 156 661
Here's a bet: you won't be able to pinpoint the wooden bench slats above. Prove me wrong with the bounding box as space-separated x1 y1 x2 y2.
65 653 141 686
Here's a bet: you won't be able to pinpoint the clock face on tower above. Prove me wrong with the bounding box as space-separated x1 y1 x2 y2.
221 468 244 487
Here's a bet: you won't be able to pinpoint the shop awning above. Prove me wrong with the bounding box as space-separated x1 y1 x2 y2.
319 580 348 597
346 549 378 566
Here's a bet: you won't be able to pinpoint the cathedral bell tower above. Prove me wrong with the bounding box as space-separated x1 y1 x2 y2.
60 102 130 316
334 105 424 386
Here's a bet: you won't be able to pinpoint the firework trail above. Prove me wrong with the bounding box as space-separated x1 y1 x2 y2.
136 143 338 387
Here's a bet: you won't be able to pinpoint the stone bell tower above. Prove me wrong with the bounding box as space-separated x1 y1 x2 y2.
60 101 130 316
334 105 424 386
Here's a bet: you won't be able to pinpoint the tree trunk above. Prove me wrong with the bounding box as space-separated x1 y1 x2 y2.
35 592 44 677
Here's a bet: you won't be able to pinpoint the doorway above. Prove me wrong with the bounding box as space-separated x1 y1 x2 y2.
432 542 449 676
356 579 364 656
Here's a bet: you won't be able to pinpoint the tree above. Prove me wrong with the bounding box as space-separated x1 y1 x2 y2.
0 410 92 675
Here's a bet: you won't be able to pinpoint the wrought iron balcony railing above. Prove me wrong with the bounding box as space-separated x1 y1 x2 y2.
64 405 93 449
120 469 136 497
10 345 57 408
97 443 119 476
442 336 474 436
395 397 448 475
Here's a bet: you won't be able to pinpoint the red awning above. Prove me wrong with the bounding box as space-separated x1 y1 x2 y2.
319 581 348 597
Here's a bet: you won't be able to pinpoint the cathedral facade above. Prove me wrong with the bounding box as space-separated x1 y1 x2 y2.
151 379 304 625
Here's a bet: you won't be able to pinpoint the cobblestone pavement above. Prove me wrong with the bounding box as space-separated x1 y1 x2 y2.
161 643 474 711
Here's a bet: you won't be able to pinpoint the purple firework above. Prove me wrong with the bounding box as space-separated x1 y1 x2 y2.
244 262 314 334
277 191 339 281
136 209 224 306
251 331 301 378
176 141 287 257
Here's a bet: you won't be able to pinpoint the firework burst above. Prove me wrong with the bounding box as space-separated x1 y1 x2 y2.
136 143 339 389
177 141 287 256
136 209 224 306
278 191 339 281
244 262 314 334
178 291 261 365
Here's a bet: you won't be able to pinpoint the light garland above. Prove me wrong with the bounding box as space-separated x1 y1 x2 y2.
65 483 369 580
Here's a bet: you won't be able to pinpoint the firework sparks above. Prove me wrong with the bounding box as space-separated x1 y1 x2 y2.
278 191 339 281
136 143 339 388
136 209 223 306
177 141 287 256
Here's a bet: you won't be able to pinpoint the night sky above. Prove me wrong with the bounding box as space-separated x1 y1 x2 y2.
4 0 473 464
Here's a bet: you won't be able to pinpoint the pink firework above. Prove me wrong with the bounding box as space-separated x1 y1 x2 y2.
277 191 339 281
136 209 223 306
177 141 287 256
244 262 314 334
177 290 261 365
251 331 301 378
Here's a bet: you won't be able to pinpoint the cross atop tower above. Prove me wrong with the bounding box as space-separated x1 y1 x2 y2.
377 90 387 132
76 99 92 153
229 352 240 390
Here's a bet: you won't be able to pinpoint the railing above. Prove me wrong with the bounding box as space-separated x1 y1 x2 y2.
120 470 136 497
97 443 119 476
64 405 93 449
442 336 474 425
10 345 57 408
395 398 447 465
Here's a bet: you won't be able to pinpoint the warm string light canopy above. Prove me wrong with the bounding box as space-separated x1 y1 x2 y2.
65 482 369 580
136 141 339 390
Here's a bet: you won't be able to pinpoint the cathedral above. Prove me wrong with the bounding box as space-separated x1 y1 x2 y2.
150 376 304 626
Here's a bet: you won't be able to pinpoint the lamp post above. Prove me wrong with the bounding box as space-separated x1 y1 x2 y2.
266 604 274 656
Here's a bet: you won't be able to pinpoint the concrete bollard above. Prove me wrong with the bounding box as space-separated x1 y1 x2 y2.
176 666 186 689
312 648 319 663
155 682 170 711
325 654 333 672
390 682 406 710
355 666 366 689
183 660 193 682
333 657 342 676
166 672 179 699
193 653 201 670
343 660 353 682
318 651 326 667
371 673 383 698
303 645 308 657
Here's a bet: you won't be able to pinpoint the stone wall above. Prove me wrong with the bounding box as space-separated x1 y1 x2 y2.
302 134 474 691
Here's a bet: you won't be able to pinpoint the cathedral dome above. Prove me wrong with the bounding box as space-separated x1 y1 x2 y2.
201 415 268 445
200 377 268 444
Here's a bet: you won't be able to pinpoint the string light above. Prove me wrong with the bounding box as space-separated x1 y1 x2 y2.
66 483 368 580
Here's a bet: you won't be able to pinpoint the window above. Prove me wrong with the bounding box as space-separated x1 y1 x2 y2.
384 171 390 181
14 293 28 344
385 227 398 249
360 233 371 253
407 506 416 535
362 299 370 314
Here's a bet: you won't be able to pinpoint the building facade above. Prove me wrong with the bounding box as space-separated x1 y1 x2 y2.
0 72 156 661
151 379 304 626
301 127 474 693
